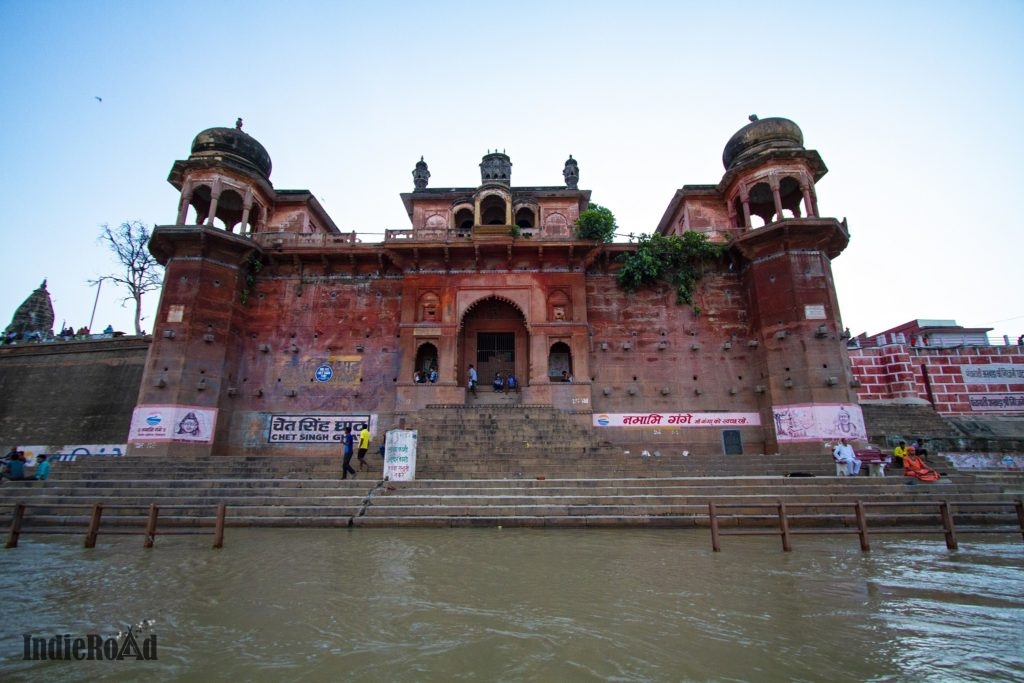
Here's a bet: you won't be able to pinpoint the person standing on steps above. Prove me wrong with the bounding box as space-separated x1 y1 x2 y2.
341 427 357 479
468 364 478 395
357 424 371 471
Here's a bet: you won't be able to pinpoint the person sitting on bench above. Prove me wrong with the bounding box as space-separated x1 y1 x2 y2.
833 438 861 476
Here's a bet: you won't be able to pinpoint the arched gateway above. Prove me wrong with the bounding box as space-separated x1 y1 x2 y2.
459 297 529 390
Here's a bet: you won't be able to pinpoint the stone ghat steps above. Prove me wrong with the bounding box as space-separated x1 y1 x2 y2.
2 480 1009 505
42 452 933 480
861 403 964 440
3 476 1020 531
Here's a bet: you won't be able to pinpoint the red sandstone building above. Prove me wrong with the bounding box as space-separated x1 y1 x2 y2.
122 115 872 458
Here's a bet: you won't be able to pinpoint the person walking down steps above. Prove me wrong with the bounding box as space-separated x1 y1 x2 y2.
341 427 357 480
357 424 371 471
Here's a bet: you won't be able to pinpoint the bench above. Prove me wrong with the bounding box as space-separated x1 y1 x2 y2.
857 447 889 477
833 447 888 476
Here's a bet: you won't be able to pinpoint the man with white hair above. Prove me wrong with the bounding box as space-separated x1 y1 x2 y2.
833 437 861 476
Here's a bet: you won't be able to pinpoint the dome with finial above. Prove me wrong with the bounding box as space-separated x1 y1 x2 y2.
189 119 273 179
722 116 804 171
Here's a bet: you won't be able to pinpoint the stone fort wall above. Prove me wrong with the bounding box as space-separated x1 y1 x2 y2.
0 338 149 448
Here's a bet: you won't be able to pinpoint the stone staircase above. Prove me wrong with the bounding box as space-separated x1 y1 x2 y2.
405 405 847 478
860 403 965 447
1 473 1020 533
0 405 1020 536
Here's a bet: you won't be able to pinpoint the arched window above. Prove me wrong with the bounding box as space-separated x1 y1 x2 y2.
515 207 535 229
454 207 474 234
480 195 507 225
778 175 804 219
747 182 774 227
213 189 245 231
415 342 439 380
548 341 572 381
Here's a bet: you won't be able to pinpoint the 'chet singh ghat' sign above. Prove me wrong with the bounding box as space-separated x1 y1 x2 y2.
267 414 377 443
593 412 761 428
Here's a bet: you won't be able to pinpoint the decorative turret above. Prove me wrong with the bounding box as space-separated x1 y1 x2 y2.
563 155 579 190
5 280 55 340
169 120 275 233
722 115 805 171
479 150 512 186
188 120 272 180
412 156 430 190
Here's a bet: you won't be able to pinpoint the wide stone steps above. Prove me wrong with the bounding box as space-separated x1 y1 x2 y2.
3 473 1021 533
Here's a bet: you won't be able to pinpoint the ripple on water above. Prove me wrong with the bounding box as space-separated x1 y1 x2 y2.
1 530 1021 682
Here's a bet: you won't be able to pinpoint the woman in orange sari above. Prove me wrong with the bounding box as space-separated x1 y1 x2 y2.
903 447 940 482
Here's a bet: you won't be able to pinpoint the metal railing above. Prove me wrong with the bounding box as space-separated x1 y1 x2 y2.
708 499 1024 552
4 502 227 549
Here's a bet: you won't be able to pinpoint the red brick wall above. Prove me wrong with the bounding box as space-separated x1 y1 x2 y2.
850 344 1024 415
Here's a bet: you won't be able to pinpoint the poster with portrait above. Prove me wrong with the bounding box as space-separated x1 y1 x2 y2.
128 405 218 443
772 403 866 442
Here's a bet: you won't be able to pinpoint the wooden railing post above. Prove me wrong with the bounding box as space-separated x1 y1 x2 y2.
855 501 871 552
84 504 103 549
939 501 958 550
213 503 226 549
778 501 792 552
144 504 159 549
6 503 26 549
709 502 721 552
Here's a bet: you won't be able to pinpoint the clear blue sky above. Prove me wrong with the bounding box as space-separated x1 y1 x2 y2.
2 0 1022 341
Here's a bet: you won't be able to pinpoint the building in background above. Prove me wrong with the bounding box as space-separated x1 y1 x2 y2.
129 115 866 458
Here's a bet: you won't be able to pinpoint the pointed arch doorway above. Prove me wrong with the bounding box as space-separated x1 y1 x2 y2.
460 297 529 390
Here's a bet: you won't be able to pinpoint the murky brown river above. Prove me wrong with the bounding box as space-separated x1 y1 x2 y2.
1 528 1022 682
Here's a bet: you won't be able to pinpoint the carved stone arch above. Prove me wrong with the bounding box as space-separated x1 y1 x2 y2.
425 213 447 229
458 294 529 330
459 295 530 391
747 181 773 227
778 174 804 218
188 182 215 224
214 188 246 232
547 289 571 322
418 291 440 322
543 211 569 237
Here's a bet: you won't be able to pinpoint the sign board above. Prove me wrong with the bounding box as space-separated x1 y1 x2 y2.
129 405 218 443
267 414 375 443
593 412 761 428
314 365 334 382
383 429 417 481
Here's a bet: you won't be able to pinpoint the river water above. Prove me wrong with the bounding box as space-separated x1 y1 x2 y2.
1 529 1022 682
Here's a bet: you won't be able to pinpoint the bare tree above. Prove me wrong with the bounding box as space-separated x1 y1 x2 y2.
92 221 163 335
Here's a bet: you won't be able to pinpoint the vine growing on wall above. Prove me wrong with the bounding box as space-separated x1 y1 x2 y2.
616 232 727 311
240 252 264 305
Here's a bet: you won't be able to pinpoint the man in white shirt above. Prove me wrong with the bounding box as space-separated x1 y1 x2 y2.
833 437 861 476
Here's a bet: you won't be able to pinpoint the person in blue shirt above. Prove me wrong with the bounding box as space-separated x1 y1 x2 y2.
3 450 26 480
341 427 357 480
33 454 50 480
